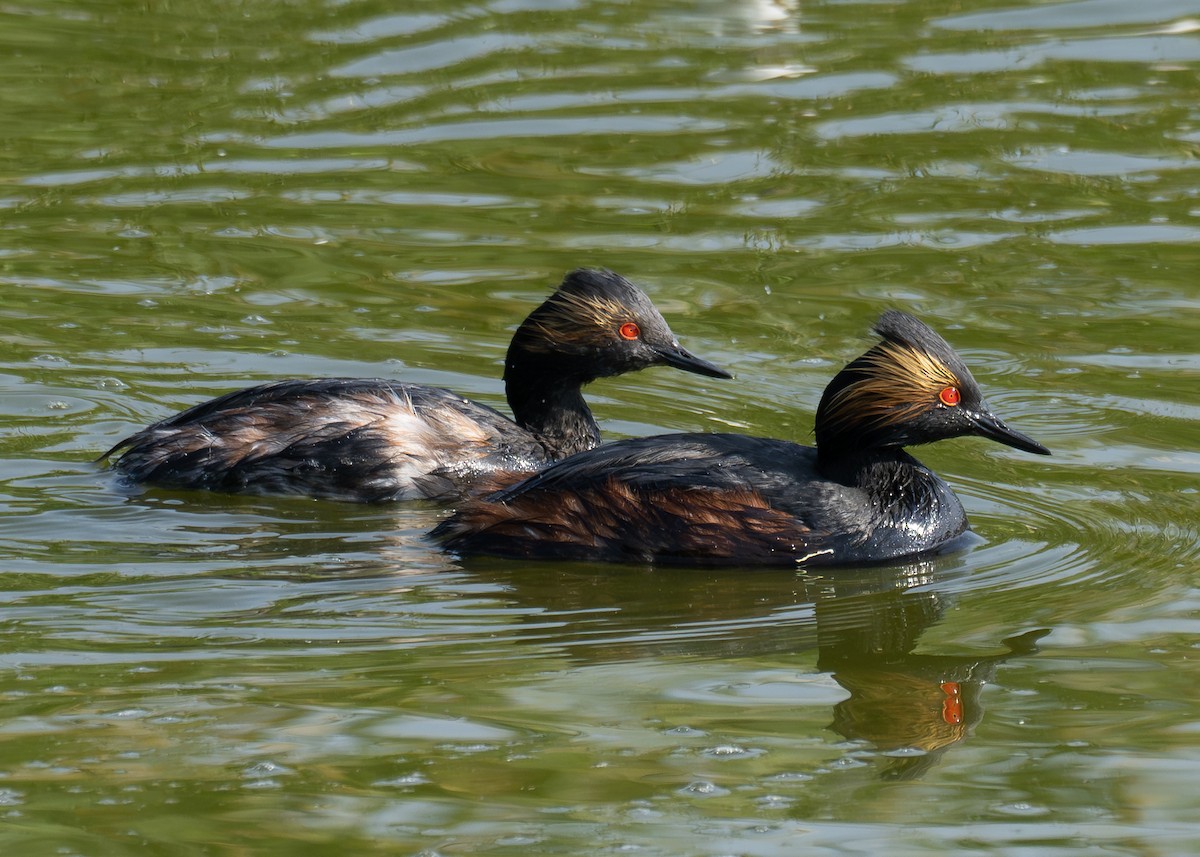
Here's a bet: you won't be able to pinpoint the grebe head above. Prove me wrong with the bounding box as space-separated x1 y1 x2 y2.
506 268 731 382
815 310 1049 458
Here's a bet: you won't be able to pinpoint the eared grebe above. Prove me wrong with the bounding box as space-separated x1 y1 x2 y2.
433 310 1050 566
100 269 730 502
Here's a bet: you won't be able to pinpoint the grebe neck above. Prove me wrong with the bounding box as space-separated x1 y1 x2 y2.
504 350 601 458
818 445 952 521
817 445 937 498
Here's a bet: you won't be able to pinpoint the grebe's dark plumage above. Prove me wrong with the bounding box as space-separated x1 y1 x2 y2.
433 310 1050 566
100 269 730 502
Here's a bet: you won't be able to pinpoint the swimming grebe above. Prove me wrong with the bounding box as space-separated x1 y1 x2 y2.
433 310 1050 566
100 268 730 502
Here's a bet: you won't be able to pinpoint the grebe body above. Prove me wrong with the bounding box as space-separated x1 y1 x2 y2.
101 269 729 501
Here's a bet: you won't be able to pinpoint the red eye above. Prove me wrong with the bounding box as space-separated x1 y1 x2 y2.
618 322 640 340
939 386 960 407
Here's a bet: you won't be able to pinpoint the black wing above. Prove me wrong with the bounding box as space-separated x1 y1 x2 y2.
434 433 848 566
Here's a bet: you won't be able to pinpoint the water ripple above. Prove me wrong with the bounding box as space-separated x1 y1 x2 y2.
3 0 1198 847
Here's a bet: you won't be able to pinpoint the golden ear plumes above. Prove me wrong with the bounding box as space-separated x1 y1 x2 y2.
821 340 963 438
526 289 630 351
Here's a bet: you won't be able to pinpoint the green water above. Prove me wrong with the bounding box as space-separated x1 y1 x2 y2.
2 0 1199 853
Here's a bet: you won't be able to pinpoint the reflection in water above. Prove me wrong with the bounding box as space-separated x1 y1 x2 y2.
813 572 1049 779
460 557 1048 779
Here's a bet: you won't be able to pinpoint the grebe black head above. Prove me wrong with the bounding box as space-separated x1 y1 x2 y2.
815 310 1049 461
504 268 730 456
100 268 728 503
433 310 1049 567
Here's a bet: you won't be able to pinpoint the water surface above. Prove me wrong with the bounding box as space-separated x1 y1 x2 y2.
2 0 1199 854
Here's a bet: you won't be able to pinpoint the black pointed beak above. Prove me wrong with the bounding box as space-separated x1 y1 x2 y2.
967 407 1050 456
652 342 732 379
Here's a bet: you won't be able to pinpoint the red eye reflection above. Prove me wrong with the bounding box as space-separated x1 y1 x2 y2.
619 322 640 340
938 386 961 407
940 681 964 725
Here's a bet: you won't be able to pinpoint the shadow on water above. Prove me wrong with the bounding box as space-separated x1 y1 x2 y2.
450 556 1051 780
